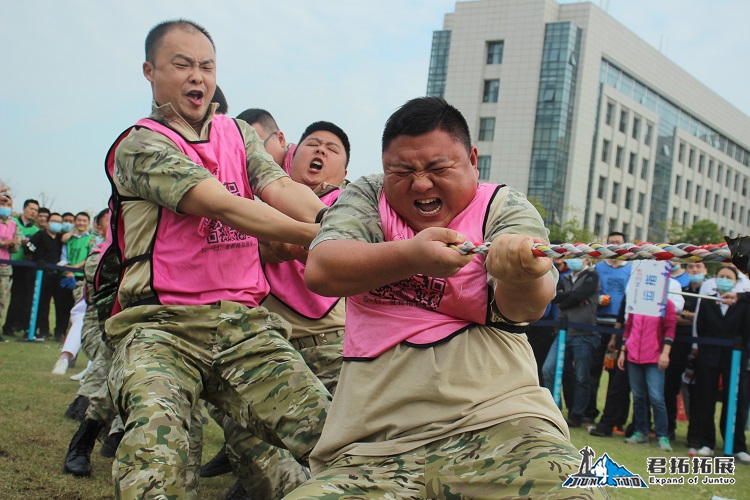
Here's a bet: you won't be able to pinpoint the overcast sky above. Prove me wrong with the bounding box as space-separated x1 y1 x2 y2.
1 0 748 215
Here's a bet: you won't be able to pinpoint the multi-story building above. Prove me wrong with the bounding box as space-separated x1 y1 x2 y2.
427 0 750 241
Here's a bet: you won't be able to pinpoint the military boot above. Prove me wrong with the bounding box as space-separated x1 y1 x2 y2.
63 418 104 477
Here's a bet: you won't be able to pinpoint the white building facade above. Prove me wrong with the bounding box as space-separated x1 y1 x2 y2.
427 0 750 241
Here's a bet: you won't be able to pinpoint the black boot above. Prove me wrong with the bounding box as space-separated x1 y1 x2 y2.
63 419 104 477
100 431 124 458
199 445 232 477
63 395 90 422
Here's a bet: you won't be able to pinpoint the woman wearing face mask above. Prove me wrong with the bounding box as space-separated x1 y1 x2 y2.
691 266 750 464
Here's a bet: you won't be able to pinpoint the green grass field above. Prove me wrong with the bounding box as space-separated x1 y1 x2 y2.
0 339 747 499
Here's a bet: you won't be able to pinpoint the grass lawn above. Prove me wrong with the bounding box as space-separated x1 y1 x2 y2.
0 339 748 499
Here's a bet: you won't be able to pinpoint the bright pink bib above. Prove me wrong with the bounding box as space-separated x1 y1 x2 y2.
263 189 341 319
344 184 501 359
131 116 269 307
0 218 16 263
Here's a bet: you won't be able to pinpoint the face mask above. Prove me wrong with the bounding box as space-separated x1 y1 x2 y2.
567 259 584 272
0 207 11 218
672 263 681 271
48 222 62 234
61 222 74 233
716 277 735 294
688 273 705 284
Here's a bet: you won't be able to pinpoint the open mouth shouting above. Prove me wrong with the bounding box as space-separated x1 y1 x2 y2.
186 89 205 106
309 157 324 171
415 198 442 216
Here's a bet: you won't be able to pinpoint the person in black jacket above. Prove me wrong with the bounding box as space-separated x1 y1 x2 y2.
691 266 750 464
542 256 600 428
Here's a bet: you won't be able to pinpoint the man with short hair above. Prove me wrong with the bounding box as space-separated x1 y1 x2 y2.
286 97 601 498
237 108 294 173
71 20 330 498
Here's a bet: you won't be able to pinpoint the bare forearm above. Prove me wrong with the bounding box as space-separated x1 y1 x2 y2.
494 271 555 323
260 177 326 223
306 239 417 297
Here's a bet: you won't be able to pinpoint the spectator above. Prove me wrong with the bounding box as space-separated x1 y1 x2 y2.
0 194 21 342
236 108 295 174
2 198 40 337
618 297 677 452
543 256 601 428
691 266 750 464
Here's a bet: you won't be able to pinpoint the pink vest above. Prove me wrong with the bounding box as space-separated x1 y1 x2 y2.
115 115 269 308
0 218 16 264
345 184 501 359
282 144 297 175
263 189 341 318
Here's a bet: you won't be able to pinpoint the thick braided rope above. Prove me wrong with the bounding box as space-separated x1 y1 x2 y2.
451 241 732 264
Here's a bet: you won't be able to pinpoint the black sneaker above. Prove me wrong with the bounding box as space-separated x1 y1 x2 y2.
588 425 612 437
200 445 232 478
566 414 583 429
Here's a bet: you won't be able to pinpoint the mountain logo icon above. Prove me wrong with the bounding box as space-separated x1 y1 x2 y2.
563 446 647 489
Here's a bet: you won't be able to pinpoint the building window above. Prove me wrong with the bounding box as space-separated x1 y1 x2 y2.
598 175 606 199
640 158 649 180
674 175 681 195
483 79 499 102
477 155 491 180
695 185 702 204
594 213 603 235
717 163 723 182
625 187 633 210
632 116 640 140
601 139 611 162
678 142 685 163
611 182 620 204
637 192 645 214
486 41 504 64
734 174 740 192
542 89 556 102
615 146 623 168
672 207 678 222
732 202 737 219
645 122 653 145
619 109 628 133
682 211 689 226
714 194 719 212
605 101 615 126
622 222 630 239
685 180 692 200
741 206 746 224
426 30 451 97
698 154 705 173
723 198 728 216
705 189 711 209
635 226 642 241
726 170 732 188
743 177 748 196
708 159 715 178
628 152 637 174
478 118 495 141
609 217 617 234
688 148 695 168
693 215 699 225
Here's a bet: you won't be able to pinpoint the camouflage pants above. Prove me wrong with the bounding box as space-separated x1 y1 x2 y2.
221 333 344 499
106 302 331 500
78 306 111 400
285 417 608 499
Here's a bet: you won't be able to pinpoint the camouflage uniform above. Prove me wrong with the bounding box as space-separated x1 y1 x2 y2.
106 302 329 498
287 418 606 499
103 104 330 498
0 219 20 330
285 175 601 498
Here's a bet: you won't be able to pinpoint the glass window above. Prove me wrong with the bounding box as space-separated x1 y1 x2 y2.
637 192 645 214
483 79 499 102
594 213 603 235
632 116 640 140
708 159 714 178
685 180 692 199
743 177 747 196
478 118 495 141
611 182 620 204
628 152 636 174
542 89 556 102
682 211 689 226
615 146 623 168
705 189 711 209
609 217 617 233
695 185 702 204
486 41 504 64
741 206 745 224
635 226 642 241
622 222 630 239
674 175 681 195
601 139 610 162
726 170 732 188
477 155 491 179
672 207 678 222
678 142 685 163
732 202 737 219
714 194 719 212
641 158 649 180
605 101 615 126
598 175 606 199
689 148 695 168
625 187 633 209
698 154 705 173
717 163 723 182
619 109 628 133
723 198 728 216
645 122 653 145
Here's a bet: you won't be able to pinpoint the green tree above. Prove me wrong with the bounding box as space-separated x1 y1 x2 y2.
681 219 724 245
546 208 596 243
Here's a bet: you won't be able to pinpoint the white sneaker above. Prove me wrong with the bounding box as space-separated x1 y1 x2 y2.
51 358 69 375
696 446 714 457
734 451 750 465
69 367 88 382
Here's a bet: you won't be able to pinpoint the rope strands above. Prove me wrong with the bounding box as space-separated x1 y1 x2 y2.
450 241 733 263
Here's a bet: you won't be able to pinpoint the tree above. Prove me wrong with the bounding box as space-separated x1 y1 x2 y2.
681 219 725 246
546 208 596 244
